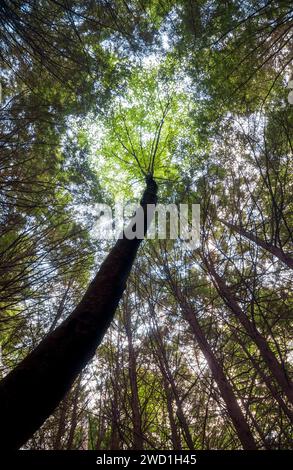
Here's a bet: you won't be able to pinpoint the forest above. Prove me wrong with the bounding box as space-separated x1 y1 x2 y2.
0 0 292 452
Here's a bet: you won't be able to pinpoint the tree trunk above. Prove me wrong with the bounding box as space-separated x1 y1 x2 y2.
220 219 293 269
0 176 158 450
53 395 68 450
66 374 82 449
149 307 193 449
123 302 144 450
233 331 293 423
174 290 257 450
48 279 73 334
204 255 293 406
95 394 106 450
163 379 182 449
154 344 191 448
110 401 120 450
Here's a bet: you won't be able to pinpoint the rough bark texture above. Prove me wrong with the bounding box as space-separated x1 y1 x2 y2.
220 219 293 269
0 176 158 450
205 256 293 406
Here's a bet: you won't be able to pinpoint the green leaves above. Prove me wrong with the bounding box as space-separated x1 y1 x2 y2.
83 65 195 198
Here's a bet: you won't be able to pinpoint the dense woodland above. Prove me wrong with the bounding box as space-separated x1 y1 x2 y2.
0 0 292 450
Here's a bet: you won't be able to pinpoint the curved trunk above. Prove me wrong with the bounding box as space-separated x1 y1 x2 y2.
0 176 158 450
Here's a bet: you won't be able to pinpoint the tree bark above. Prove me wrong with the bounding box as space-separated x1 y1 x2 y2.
0 175 158 450
220 219 293 269
149 306 193 449
66 374 82 449
204 255 293 406
53 395 68 450
48 279 73 334
233 331 293 423
173 289 257 450
163 379 182 449
153 341 191 448
123 302 144 450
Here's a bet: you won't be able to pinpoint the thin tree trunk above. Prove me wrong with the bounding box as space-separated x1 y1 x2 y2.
204 255 293 406
0 176 158 450
123 303 144 450
174 289 257 450
109 355 121 450
53 395 68 450
201 389 212 449
66 374 82 449
149 307 193 449
163 378 182 449
95 394 106 450
110 400 120 450
233 330 293 423
155 346 190 448
220 219 293 269
48 279 73 334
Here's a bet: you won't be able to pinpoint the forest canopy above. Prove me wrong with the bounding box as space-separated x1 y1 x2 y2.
0 0 292 451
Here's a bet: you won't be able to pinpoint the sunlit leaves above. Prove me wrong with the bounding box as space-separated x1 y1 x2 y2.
86 66 196 198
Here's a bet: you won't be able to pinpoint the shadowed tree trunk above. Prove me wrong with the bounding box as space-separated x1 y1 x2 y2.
163 379 182 449
66 374 82 449
48 279 73 334
149 308 193 449
220 219 293 269
0 175 158 450
109 355 122 451
95 392 106 450
171 287 257 450
232 330 293 423
123 301 144 450
53 395 69 450
151 337 190 449
109 402 120 450
204 255 293 406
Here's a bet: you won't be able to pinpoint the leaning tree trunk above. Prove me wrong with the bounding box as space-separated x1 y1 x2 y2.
231 328 293 423
220 219 293 269
204 255 293 406
0 175 158 450
172 288 257 450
